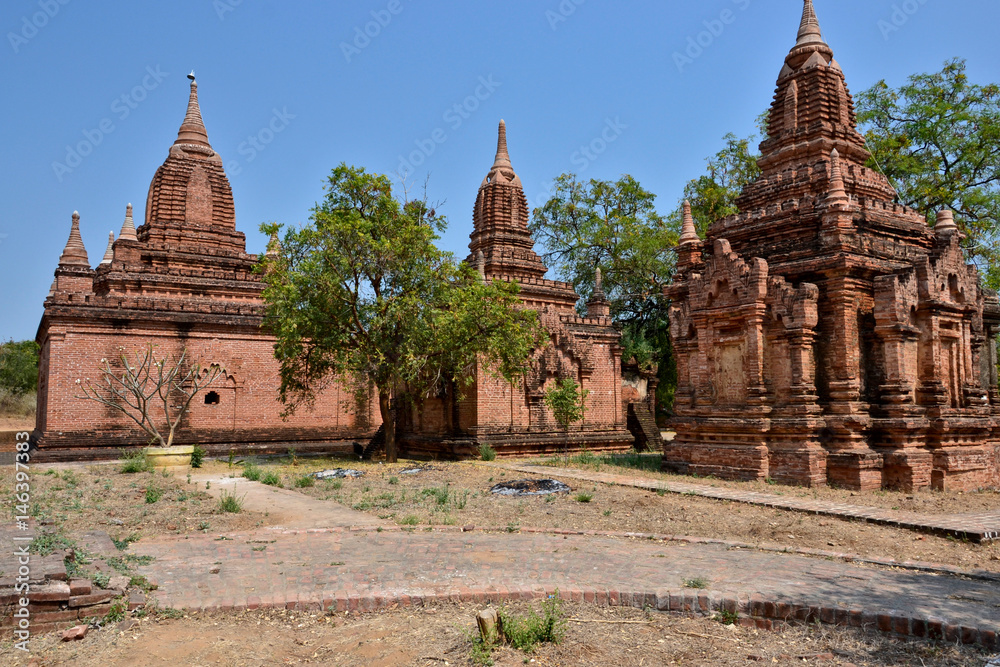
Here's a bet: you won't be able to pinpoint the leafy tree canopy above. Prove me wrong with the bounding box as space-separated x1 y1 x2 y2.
856 58 1000 286
530 174 677 328
259 164 546 461
674 132 762 238
0 340 40 395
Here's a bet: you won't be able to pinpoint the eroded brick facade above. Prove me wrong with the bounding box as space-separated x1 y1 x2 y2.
33 78 379 460
399 122 633 457
664 1 1000 491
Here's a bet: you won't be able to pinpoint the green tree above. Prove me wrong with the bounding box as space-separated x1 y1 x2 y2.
0 340 40 395
531 174 679 414
530 174 677 327
674 132 762 238
259 165 546 462
856 58 1000 286
543 378 589 431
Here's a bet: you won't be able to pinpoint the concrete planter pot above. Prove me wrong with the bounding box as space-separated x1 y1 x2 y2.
146 445 194 467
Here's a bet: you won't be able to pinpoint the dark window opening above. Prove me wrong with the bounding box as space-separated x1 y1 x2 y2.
205 391 220 405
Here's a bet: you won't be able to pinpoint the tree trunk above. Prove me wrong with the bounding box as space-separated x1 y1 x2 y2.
379 390 398 463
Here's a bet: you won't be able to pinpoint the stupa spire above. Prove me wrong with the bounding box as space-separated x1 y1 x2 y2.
265 231 282 258
797 0 824 46
99 231 115 265
492 120 513 170
58 211 90 267
679 201 700 245
118 203 138 242
174 72 211 149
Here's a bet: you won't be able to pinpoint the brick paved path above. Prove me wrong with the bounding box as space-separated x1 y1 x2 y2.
134 525 1000 647
498 463 1000 544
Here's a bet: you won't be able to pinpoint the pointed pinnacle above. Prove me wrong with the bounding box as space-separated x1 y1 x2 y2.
592 267 607 301
100 231 115 265
492 120 512 170
265 231 283 257
797 0 825 46
59 211 91 267
679 200 700 244
174 76 212 148
119 203 138 242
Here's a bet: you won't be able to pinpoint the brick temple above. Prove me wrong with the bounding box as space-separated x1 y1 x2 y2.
399 121 634 457
34 84 637 460
665 1 1000 491
34 76 380 460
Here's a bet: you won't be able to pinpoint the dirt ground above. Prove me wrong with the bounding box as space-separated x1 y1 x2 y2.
0 462 273 551
4 600 990 667
0 416 33 431
538 452 1000 516
205 456 1000 573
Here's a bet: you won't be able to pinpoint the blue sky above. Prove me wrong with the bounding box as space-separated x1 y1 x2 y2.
1 0 998 342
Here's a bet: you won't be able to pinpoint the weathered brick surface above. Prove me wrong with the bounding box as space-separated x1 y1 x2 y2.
130 522 1000 648
665 3 1000 491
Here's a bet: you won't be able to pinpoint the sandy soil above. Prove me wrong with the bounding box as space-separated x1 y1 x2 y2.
206 457 1000 573
3 601 989 667
0 417 34 431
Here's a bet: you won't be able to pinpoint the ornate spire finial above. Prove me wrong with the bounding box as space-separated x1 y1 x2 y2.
265 231 283 258
58 211 91 267
797 0 825 46
592 267 607 301
825 148 851 208
118 203 138 242
492 120 512 170
679 200 700 245
829 149 844 188
934 209 959 234
174 73 211 148
100 231 115 266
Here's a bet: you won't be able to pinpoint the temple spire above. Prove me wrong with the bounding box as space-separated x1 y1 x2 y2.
118 203 138 242
796 0 825 47
265 231 282 258
174 72 212 149
592 267 606 300
492 120 513 170
100 231 115 266
58 211 90 267
679 201 700 245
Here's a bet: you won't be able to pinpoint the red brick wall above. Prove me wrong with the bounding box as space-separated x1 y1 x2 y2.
35 319 379 452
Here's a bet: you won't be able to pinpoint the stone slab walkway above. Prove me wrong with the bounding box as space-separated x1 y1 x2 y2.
495 463 1000 544
133 524 1000 648
188 472 389 531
